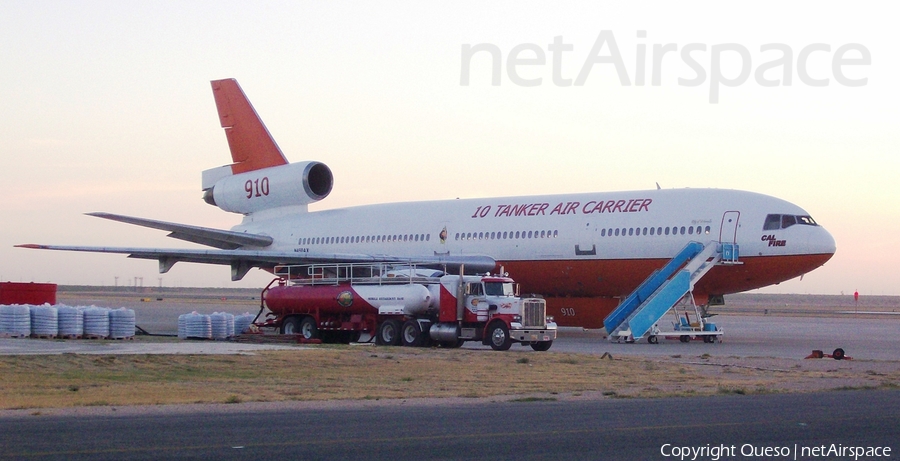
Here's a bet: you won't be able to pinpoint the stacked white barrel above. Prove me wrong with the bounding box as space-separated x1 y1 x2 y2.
109 308 136 339
83 306 111 338
182 312 212 339
226 313 235 338
234 313 255 335
0 304 136 339
178 313 188 339
210 312 235 340
30 305 59 337
57 306 84 337
0 305 31 337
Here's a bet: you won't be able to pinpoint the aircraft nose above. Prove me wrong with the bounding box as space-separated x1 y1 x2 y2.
810 226 837 258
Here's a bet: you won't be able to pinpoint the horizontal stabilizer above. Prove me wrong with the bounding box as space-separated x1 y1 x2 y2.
86 212 273 249
15 244 496 281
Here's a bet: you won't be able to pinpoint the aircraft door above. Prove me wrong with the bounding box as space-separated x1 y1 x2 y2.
575 221 597 256
719 211 740 244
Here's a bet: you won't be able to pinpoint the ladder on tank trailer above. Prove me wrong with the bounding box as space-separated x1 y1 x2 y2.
603 241 738 342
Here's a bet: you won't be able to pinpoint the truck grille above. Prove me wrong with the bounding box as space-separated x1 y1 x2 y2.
522 299 546 328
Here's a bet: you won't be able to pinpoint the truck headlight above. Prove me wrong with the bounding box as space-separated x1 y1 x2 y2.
513 315 521 323
546 316 555 323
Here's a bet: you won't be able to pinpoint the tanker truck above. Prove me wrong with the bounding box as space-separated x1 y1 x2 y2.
257 264 557 351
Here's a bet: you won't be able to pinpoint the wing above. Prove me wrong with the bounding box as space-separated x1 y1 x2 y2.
85 212 273 249
15 244 497 281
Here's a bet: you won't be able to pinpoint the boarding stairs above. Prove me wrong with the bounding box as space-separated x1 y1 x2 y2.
604 241 736 342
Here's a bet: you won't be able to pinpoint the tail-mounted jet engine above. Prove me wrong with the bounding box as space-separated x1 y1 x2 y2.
202 161 333 214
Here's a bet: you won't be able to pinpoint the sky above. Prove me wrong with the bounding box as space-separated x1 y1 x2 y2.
1 1 898 294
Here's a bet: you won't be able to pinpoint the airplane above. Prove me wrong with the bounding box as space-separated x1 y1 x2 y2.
17 78 836 329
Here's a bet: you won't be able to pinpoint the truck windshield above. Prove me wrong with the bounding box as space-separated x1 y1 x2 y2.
484 282 515 296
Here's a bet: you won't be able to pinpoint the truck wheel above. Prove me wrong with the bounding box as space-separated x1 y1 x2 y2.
530 341 552 351
832 348 845 360
281 316 301 335
488 322 511 351
376 319 402 346
401 320 423 347
299 317 318 340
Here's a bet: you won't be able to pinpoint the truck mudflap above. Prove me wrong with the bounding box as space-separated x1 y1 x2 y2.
508 325 557 343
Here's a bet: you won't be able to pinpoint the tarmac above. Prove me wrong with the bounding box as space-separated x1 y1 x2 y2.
1 313 898 361
1 288 897 360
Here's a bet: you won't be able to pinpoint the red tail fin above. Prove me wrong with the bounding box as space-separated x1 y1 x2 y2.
211 79 288 174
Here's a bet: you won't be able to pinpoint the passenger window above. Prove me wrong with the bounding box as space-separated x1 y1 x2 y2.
615 228 620 236
601 229 606 237
781 215 796 229
680 226 686 235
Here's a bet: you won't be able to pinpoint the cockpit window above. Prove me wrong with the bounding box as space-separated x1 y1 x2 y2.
781 215 797 229
764 214 818 230
797 215 817 225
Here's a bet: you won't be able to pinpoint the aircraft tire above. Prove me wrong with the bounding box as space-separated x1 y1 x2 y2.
833 348 845 360
647 335 658 344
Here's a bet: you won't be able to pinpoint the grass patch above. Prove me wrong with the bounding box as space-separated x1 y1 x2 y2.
3 347 892 410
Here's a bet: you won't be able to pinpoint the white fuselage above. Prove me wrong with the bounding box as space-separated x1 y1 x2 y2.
232 187 835 306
